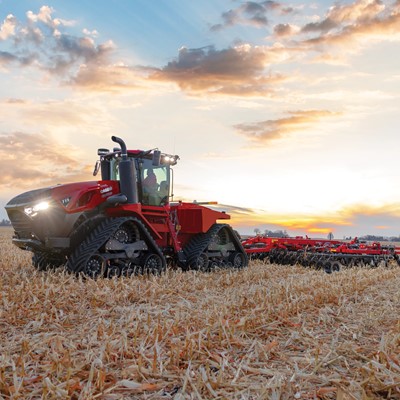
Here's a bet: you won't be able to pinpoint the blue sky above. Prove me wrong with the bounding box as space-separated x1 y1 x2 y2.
1 0 400 237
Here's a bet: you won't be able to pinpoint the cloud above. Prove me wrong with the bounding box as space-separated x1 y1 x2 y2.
234 110 340 142
227 201 400 237
70 63 145 91
248 1 400 66
298 0 400 51
0 50 17 66
0 132 93 189
149 45 287 96
26 5 75 31
82 28 98 38
0 97 124 140
210 1 295 31
211 203 259 216
3 98 27 104
214 203 353 236
0 14 17 40
301 0 386 35
0 6 152 93
3 1 400 97
301 18 338 34
273 23 299 37
0 6 118 83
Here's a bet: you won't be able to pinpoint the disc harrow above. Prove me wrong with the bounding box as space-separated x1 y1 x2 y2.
242 235 400 273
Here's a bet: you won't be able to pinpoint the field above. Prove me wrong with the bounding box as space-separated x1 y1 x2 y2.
0 227 399 399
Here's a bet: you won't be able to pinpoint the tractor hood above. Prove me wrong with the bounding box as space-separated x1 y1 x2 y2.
5 180 121 246
6 180 120 214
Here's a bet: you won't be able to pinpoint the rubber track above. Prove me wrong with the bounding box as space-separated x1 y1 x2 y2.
69 215 108 251
32 252 65 271
183 223 248 270
67 217 123 273
67 216 166 274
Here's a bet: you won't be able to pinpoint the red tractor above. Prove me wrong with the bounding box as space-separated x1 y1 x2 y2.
5 136 247 277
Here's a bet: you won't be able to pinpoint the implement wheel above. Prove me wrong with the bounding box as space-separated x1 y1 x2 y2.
324 261 332 274
331 262 341 272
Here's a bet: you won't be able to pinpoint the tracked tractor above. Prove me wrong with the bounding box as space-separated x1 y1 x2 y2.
5 136 247 277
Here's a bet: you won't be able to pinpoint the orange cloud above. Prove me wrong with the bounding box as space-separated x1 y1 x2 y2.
210 203 351 234
70 64 146 92
307 227 333 234
0 132 93 190
301 0 385 35
149 45 287 96
223 201 400 237
299 0 400 51
0 98 121 135
234 109 341 142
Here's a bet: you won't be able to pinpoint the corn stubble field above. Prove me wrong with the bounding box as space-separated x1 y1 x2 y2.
0 228 400 399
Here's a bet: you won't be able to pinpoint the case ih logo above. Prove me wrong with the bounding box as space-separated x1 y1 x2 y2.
100 186 112 194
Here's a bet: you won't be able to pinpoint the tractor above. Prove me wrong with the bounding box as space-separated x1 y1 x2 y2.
5 136 248 277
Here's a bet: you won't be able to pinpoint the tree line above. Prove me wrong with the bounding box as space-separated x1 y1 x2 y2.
358 234 400 242
254 228 289 238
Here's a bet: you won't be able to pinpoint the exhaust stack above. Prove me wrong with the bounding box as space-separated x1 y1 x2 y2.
111 136 138 204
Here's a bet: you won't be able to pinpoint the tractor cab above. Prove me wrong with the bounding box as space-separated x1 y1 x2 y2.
95 143 179 207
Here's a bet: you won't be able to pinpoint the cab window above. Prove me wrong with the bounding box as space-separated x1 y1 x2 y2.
141 160 169 206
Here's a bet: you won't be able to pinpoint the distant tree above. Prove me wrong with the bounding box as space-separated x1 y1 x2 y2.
254 228 261 235
0 219 11 226
264 229 289 238
359 234 397 242
327 232 334 240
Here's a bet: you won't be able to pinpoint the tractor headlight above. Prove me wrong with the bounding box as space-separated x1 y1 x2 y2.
24 201 50 217
162 155 178 164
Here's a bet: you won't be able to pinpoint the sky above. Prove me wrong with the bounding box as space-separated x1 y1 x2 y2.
1 0 400 238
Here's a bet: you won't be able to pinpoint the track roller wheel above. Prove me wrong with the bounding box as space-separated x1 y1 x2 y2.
142 253 165 275
209 260 219 270
229 252 247 269
188 253 209 271
84 253 106 278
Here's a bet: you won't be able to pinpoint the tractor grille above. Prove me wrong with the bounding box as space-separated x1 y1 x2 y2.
7 205 70 241
7 210 33 238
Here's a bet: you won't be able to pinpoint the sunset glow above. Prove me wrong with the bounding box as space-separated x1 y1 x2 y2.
1 0 400 237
